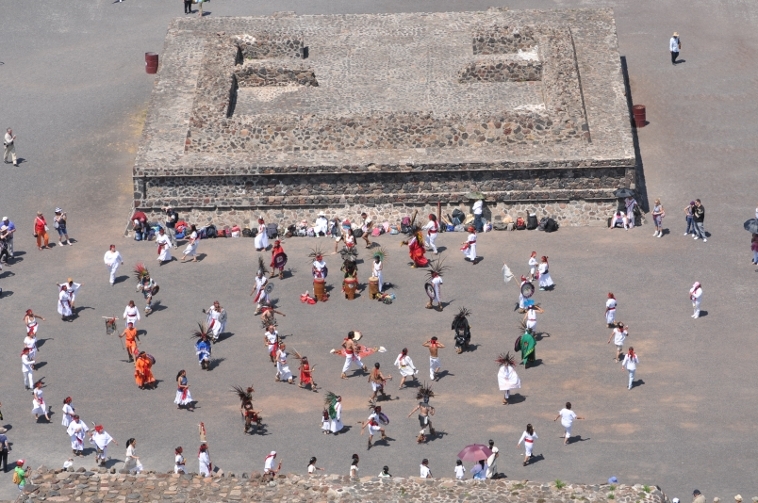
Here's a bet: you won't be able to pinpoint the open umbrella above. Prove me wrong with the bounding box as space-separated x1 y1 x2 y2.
744 219 758 234
612 188 635 198
464 191 485 200
457 444 492 462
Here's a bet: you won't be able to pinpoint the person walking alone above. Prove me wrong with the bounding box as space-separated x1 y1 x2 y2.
554 402 584 445
670 32 681 65
104 245 124 285
4 128 18 166
621 347 639 390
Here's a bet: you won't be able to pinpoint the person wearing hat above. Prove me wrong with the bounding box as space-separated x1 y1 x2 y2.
0 216 15 257
460 226 478 265
53 208 72 246
314 211 329 236
57 278 82 311
13 459 29 490
670 32 681 65
89 424 117 466
693 490 705 503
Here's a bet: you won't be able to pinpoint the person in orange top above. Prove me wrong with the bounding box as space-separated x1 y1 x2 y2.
134 352 156 389
34 212 49 250
119 322 140 362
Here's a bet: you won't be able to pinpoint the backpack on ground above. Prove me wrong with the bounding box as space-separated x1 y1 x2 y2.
242 228 253 237
206 225 217 238
545 218 559 233
371 227 382 237
515 217 526 230
537 217 548 231
526 213 538 230
451 208 465 226
266 223 278 239
216 228 226 238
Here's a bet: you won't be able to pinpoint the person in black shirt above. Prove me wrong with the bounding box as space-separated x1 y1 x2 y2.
692 199 706 242
163 206 179 248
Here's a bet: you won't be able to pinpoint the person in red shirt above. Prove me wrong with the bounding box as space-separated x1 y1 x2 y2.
34 212 49 250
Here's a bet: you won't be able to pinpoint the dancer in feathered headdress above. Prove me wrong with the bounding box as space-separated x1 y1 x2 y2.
400 211 429 268
361 400 389 449
370 247 387 294
324 392 343 434
231 385 262 434
339 246 359 277
192 323 212 370
424 259 448 311
451 307 472 354
516 317 537 368
496 352 521 405
407 382 436 443
251 256 270 315
134 263 159 315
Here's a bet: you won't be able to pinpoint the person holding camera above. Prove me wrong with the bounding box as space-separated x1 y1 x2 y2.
163 206 179 248
53 208 72 246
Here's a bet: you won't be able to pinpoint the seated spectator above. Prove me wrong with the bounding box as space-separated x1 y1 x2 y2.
609 210 628 230
314 212 329 236
131 211 149 241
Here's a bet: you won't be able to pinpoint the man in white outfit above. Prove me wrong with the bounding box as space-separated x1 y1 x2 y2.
89 425 117 466
21 348 35 390
422 214 439 254
103 245 124 286
58 278 82 311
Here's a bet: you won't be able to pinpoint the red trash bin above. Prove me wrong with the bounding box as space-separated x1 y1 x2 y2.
632 104 646 128
145 52 159 74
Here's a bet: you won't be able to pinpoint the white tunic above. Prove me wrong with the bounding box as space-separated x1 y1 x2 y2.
463 233 477 261
330 402 343 433
622 353 639 371
276 350 292 380
123 305 140 326
255 223 269 250
32 388 46 416
24 335 37 361
312 259 327 279
394 354 416 377
314 217 329 236
517 431 538 455
198 451 211 476
183 231 198 256
156 234 172 262
528 256 538 276
174 454 186 473
253 276 269 305
605 298 617 324
372 260 383 292
67 420 89 450
25 316 39 336
104 250 123 267
61 403 75 427
58 289 72 317
690 286 702 307
538 262 554 288
206 306 226 338
497 364 521 391
431 276 443 303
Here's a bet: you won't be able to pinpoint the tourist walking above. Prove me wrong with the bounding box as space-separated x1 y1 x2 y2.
163 206 179 247
670 32 681 65
605 293 617 327
621 347 639 390
181 225 199 262
422 336 444 381
1 216 16 258
517 424 538 466
4 128 18 166
690 282 703 318
692 199 706 241
53 208 72 246
103 245 124 285
651 199 665 237
34 212 49 250
21 347 35 390
554 402 584 444
607 322 628 362
124 438 143 474
497 352 521 405
174 370 194 410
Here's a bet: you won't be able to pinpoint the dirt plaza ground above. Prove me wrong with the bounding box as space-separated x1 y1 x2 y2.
2 0 758 500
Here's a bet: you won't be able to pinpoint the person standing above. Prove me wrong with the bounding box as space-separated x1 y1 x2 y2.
394 348 417 389
2 216 16 258
198 444 212 477
692 199 706 242
21 347 35 390
554 402 584 444
371 249 384 293
517 424 538 466
4 128 17 166
34 212 49 250
135 352 156 389
67 415 89 456
454 459 466 480
692 490 705 503
183 0 192 14
123 300 140 327
523 304 544 332
378 465 391 478
155 228 172 265
196 0 204 17
61 397 75 428
57 285 73 321
328 394 343 434
485 447 499 479
181 225 199 262
53 208 72 246
461 226 478 264
683 201 696 236
690 282 703 318
670 32 681 65
0 428 8 473
422 337 444 381
13 460 29 491
607 322 629 362
419 458 432 478
349 454 359 477
519 328 537 367
255 217 269 251
752 234 758 265
174 447 186 473
651 199 665 238
31 380 50 421
163 206 179 248
605 293 617 327
205 301 226 343
537 256 553 290
174 370 194 410
104 245 124 286
119 322 139 362
621 347 639 390
422 214 439 254
124 438 143 474
472 198 484 232
89 425 117 466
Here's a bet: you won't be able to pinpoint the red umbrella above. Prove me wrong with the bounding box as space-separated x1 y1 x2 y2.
457 444 492 462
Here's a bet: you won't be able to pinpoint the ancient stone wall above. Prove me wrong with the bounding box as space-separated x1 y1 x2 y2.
458 60 543 83
473 26 538 54
233 33 304 59
234 65 318 87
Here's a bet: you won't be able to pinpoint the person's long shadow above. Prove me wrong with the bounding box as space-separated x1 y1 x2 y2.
436 370 454 380
150 301 167 313
0 270 14 279
528 453 545 465
697 311 708 318
215 332 234 344
36 338 52 348
208 357 226 371
631 379 645 389
114 275 129 285
74 306 94 317
508 393 526 404
34 362 47 370
534 332 550 341
0 290 13 298
567 435 590 445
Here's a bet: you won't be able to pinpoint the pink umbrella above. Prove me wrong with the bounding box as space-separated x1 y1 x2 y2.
457 444 492 462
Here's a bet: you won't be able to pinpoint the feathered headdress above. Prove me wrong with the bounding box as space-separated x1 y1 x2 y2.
426 258 449 280
496 352 516 366
257 256 268 276
134 262 150 280
340 246 359 263
372 247 387 262
367 399 379 412
454 306 471 321
416 382 435 404
452 306 472 332
308 246 325 263
191 322 209 339
231 385 254 404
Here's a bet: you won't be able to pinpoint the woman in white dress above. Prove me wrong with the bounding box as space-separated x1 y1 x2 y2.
497 353 521 405
537 256 554 290
124 438 143 474
605 293 617 327
123 300 140 327
24 309 44 337
528 251 538 281
156 228 172 264
393 348 417 389
181 225 199 263
198 444 211 477
57 285 72 321
254 217 269 251
61 397 75 427
174 370 194 411
174 447 186 474
516 424 538 466
31 381 50 421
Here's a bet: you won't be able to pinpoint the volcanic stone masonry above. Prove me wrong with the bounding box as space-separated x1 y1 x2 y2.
133 8 637 228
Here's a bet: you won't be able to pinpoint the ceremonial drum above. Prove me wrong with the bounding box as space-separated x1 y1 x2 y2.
343 278 358 300
313 278 326 302
368 277 379 298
